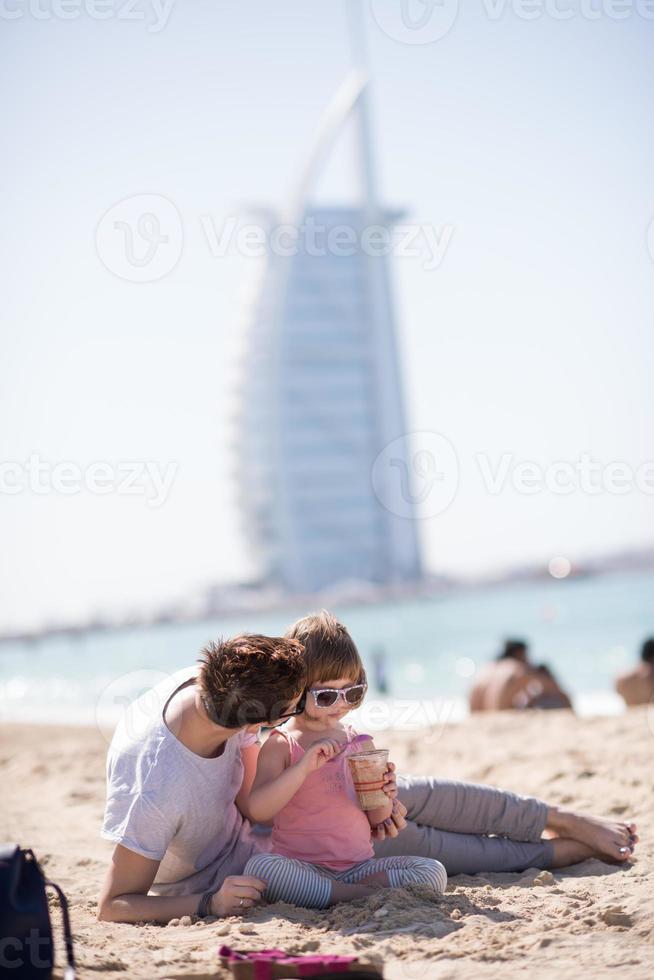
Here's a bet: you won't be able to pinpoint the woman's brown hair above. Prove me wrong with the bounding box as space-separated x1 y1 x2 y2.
197 633 307 727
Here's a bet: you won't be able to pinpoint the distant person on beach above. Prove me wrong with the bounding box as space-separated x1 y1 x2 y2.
372 645 390 695
469 639 573 712
615 637 654 706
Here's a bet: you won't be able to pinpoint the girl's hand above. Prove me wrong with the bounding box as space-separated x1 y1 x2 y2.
391 797 407 829
211 875 266 916
370 798 408 841
382 760 398 800
300 738 342 773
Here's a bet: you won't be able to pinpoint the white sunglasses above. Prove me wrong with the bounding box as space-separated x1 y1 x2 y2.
309 683 368 709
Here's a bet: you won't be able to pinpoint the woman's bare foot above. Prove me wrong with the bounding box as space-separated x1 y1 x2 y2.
547 837 596 868
546 807 638 862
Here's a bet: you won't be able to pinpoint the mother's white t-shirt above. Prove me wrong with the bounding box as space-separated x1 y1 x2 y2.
101 667 268 896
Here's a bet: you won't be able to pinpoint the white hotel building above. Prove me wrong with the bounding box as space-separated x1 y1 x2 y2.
234 72 422 593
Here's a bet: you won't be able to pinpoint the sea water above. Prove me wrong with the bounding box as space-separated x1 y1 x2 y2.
1 570 652 734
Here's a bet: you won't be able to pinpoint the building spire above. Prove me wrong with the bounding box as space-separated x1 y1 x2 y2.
345 0 378 213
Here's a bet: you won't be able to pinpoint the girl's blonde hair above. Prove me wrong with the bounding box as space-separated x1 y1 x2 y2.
284 610 366 688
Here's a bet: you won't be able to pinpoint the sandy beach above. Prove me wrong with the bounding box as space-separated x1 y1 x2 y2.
1 708 652 979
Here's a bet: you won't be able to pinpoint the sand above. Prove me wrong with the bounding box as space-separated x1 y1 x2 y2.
1 708 653 979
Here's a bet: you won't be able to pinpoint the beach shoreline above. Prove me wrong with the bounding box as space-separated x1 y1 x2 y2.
2 708 653 979
1 569 651 734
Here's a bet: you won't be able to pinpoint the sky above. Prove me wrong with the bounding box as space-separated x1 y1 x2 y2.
1 0 653 630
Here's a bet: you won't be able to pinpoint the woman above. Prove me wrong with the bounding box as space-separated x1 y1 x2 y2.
98 633 307 922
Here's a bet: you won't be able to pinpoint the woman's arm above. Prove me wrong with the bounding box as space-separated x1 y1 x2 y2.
248 734 341 823
97 844 266 923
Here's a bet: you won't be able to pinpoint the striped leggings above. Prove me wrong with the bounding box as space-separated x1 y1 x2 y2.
244 852 447 909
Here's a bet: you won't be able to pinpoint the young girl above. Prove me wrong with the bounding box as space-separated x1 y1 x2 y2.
243 634 447 908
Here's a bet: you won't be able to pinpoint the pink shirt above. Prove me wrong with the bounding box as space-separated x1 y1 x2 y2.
270 727 375 871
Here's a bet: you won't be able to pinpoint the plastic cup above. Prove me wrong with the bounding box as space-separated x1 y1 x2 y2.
347 749 389 810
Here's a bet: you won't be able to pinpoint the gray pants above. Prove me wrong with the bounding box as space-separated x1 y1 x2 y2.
373 775 554 875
